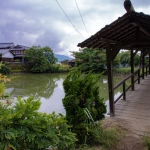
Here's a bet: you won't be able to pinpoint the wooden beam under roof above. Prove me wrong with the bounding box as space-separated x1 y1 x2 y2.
130 19 150 37
122 39 150 47
99 38 117 44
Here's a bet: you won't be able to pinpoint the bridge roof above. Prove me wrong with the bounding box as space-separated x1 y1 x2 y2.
78 11 150 52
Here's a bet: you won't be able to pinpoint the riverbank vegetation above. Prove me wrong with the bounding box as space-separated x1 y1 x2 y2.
24 46 58 73
0 70 124 150
1 46 71 74
0 46 144 75
0 47 149 149
71 48 140 74
113 67 131 75
0 69 150 149
0 97 77 150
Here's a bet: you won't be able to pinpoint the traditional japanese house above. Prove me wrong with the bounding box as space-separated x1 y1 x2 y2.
0 43 29 62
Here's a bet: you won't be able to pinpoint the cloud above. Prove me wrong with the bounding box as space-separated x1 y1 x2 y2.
0 0 149 56
34 28 65 53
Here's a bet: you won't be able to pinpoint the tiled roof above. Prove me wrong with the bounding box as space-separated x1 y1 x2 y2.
0 43 14 49
68 59 75 62
78 11 150 51
10 48 25 51
0 49 10 55
14 45 30 49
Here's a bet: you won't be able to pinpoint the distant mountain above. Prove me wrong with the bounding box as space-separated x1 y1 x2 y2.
54 54 73 62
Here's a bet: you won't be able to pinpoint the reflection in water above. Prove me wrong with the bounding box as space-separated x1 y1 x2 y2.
98 75 130 101
5 74 66 114
39 79 66 115
5 74 130 115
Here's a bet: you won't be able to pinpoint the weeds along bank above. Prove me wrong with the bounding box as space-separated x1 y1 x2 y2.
0 62 71 74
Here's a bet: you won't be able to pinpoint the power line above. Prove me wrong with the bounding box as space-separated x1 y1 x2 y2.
55 0 85 39
75 0 89 36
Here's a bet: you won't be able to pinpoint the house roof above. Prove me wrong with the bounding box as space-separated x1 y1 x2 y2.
0 43 29 58
77 11 150 52
14 45 30 49
10 48 25 51
68 59 75 62
0 49 10 55
0 43 14 49
0 43 29 50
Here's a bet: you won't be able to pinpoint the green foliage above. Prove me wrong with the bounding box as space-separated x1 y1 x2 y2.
0 64 11 75
42 46 58 63
49 64 70 73
89 122 123 148
143 136 150 150
61 60 69 65
0 82 5 98
134 53 140 66
113 55 120 67
113 67 131 75
72 49 140 73
118 51 140 67
14 59 20 62
113 67 140 75
62 69 106 145
72 48 107 73
24 46 57 73
7 63 24 73
0 97 77 150
0 74 9 99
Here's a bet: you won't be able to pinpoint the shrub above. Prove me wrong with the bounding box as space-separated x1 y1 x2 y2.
0 97 77 150
49 64 60 73
14 59 20 62
144 136 150 150
90 122 123 148
49 64 70 73
62 69 106 145
113 67 131 75
24 46 57 73
0 64 11 75
7 63 26 73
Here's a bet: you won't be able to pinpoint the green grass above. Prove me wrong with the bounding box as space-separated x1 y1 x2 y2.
113 67 131 75
143 136 150 150
76 122 125 150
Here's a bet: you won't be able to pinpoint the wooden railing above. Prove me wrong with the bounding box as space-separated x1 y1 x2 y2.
113 65 149 104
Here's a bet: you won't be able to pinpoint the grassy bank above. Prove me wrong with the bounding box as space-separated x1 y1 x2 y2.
113 67 131 75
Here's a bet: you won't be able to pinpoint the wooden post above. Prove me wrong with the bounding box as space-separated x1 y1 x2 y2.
131 50 134 90
106 44 115 117
149 53 150 74
123 82 126 100
142 51 145 79
138 69 140 84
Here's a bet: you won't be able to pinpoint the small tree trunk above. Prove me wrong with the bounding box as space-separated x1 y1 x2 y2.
7 147 10 150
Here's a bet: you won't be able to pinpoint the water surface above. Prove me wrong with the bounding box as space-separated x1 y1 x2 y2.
5 73 130 115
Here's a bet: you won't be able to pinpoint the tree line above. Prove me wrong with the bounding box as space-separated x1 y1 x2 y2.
72 48 140 73
23 46 140 74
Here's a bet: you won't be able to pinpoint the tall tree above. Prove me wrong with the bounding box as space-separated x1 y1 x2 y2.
118 51 140 67
72 48 108 73
24 46 57 73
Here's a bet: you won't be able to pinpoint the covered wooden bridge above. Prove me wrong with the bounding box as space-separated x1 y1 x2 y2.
78 0 150 119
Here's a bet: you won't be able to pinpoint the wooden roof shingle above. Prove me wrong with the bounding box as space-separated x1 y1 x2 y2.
78 11 150 52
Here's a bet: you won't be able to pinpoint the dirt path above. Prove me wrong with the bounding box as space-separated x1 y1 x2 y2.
101 117 149 150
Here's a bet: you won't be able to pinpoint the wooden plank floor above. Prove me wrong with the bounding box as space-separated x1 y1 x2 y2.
114 75 150 135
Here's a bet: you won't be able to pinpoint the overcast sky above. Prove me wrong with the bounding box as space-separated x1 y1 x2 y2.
0 0 150 56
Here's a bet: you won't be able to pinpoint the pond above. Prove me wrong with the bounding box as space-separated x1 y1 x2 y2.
5 73 130 115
